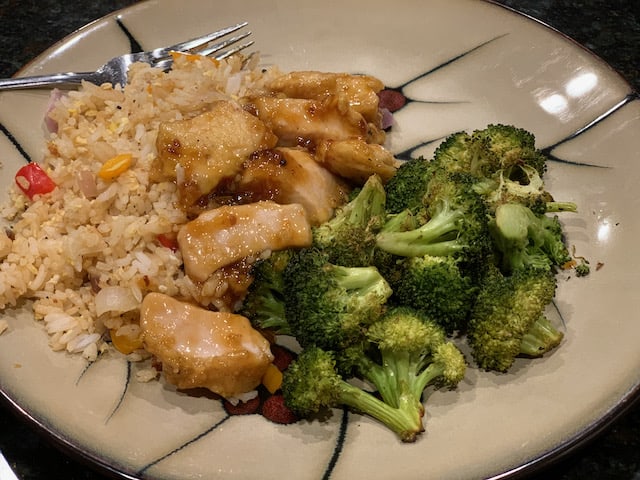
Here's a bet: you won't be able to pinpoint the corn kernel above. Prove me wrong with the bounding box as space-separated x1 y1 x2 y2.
98 153 133 181
110 328 143 355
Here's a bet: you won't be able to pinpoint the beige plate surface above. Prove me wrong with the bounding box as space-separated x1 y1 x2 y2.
1 0 639 479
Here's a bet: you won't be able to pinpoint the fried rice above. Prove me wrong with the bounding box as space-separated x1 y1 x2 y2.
0 54 282 362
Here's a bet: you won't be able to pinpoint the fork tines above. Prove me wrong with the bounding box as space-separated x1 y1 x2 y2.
159 22 252 59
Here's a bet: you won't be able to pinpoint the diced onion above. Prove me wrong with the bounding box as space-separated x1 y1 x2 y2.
94 285 139 316
44 89 64 134
380 108 394 130
77 170 98 199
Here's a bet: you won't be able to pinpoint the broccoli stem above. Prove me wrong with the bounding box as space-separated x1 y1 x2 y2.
331 265 387 293
337 380 424 442
346 175 387 224
519 315 564 356
255 297 291 335
317 175 385 235
360 350 446 419
376 206 465 257
545 201 577 213
353 355 399 409
380 209 418 234
412 362 444 401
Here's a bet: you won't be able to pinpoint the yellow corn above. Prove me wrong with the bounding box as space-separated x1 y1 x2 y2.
98 153 133 180
170 50 219 65
170 51 201 63
262 363 283 394
110 328 143 355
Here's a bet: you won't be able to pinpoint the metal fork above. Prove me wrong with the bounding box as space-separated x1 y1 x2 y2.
0 21 252 91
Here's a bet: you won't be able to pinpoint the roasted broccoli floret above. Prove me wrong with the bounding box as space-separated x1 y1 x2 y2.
240 250 293 335
432 125 564 216
489 202 572 274
282 308 466 443
312 174 386 267
575 260 591 277
281 346 426 442
383 255 478 333
362 307 466 407
431 130 498 178
383 156 433 214
283 248 392 351
480 164 548 212
467 266 563 372
376 170 491 266
470 123 548 176
477 163 577 215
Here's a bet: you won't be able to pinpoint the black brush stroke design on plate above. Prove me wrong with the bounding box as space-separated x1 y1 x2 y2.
322 407 350 480
379 33 638 169
116 16 144 54
0 123 32 163
137 415 232 476
542 93 639 167
75 357 131 424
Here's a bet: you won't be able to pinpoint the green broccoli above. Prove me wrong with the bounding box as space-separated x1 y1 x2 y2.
274 123 575 441
312 174 386 267
383 255 478 333
489 202 572 274
283 248 392 351
383 156 433 214
467 266 563 372
240 249 293 335
470 123 548 176
477 163 577 215
282 308 466 443
376 170 491 267
281 346 426 442
575 260 591 277
431 125 565 216
431 130 497 178
362 307 466 407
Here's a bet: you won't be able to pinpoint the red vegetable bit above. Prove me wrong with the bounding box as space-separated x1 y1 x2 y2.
223 395 261 416
157 233 179 252
377 88 406 113
261 394 298 424
270 344 297 372
15 163 56 200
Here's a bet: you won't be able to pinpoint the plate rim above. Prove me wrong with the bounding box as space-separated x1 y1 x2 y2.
1 1 639 479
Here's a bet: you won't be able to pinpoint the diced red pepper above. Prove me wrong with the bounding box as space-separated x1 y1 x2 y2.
15 163 56 200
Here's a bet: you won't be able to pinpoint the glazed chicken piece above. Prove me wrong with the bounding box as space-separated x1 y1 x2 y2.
234 147 350 225
152 100 278 209
241 96 384 147
140 292 273 399
315 138 400 184
177 201 312 283
267 71 385 124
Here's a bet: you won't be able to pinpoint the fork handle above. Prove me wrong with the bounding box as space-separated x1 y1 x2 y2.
0 71 97 91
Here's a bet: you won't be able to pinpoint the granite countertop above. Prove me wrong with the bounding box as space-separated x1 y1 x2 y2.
0 1 639 479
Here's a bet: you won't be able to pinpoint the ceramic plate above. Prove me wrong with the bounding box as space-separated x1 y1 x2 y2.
1 0 639 479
